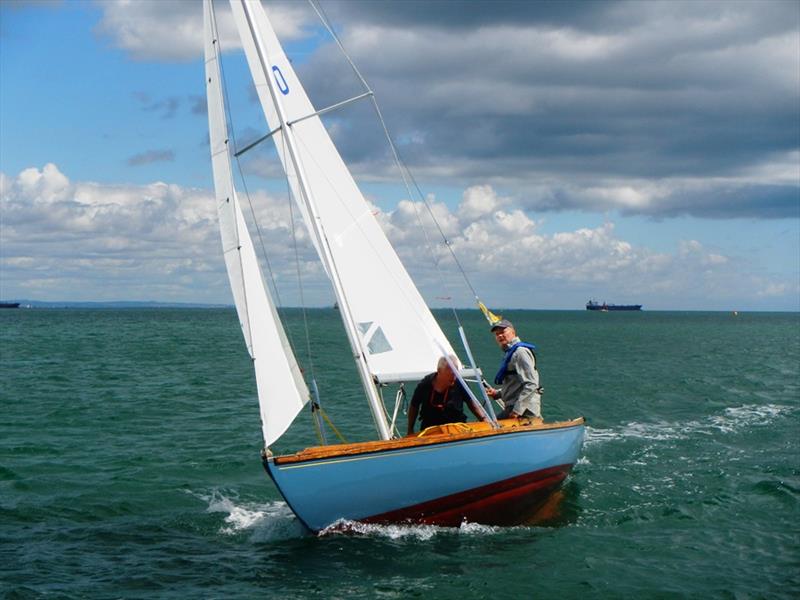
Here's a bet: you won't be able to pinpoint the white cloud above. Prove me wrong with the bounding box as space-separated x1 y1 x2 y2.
1 166 796 310
458 185 508 221
757 282 789 297
87 0 799 221
0 163 317 303
293 2 799 220
376 186 795 309
739 150 800 187
93 0 314 61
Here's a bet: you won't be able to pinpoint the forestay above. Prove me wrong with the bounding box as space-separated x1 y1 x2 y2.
204 0 309 447
228 0 456 383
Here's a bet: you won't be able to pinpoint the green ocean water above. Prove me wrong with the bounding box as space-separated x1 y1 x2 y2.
1 308 798 599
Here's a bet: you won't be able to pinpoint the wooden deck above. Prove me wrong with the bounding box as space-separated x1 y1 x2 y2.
271 416 585 465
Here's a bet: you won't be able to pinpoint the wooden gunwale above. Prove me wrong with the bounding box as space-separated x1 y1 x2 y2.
271 416 585 465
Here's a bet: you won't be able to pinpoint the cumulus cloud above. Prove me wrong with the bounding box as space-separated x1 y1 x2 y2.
385 191 640 298
0 163 318 303
374 185 797 309
93 0 315 61
458 185 509 222
1 166 796 309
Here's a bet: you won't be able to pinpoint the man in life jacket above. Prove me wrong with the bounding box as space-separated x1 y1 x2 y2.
407 355 484 434
484 319 542 420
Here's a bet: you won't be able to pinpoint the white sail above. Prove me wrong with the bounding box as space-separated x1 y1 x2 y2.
204 0 309 447
229 0 456 383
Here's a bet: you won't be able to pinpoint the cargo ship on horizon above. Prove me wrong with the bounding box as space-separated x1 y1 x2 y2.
586 300 642 311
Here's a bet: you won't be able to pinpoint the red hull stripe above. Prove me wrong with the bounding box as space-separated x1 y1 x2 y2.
361 464 573 527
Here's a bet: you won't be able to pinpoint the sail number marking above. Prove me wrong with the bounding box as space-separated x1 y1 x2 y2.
272 66 289 95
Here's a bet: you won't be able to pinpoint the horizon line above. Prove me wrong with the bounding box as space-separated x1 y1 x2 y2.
3 299 797 313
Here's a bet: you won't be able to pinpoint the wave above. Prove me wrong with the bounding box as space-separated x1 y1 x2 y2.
192 491 537 540
193 490 307 541
710 404 792 433
585 403 794 446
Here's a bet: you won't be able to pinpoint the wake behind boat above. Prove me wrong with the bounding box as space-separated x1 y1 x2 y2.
203 0 584 532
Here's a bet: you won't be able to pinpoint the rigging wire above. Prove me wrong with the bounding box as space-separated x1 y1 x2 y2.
213 1 307 374
283 132 317 382
307 1 499 422
307 0 483 328
220 1 343 441
208 4 254 355
221 0 355 443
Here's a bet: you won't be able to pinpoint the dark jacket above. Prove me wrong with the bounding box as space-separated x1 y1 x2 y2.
410 372 469 429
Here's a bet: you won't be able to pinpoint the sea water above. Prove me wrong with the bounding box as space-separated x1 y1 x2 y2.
1 308 798 598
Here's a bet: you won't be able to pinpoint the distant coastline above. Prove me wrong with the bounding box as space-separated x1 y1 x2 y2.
3 300 232 309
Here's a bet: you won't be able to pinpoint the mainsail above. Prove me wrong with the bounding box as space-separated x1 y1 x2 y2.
228 0 457 385
204 0 309 447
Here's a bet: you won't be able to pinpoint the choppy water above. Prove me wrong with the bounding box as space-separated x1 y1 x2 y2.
1 308 798 598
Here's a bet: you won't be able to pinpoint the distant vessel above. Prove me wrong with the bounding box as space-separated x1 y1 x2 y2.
0 302 20 309
586 300 642 311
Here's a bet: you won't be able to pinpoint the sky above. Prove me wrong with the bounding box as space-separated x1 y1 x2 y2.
0 0 798 311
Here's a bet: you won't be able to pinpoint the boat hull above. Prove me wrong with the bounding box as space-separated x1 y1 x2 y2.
264 419 584 532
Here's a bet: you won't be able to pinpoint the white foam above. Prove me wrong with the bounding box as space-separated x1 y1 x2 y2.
584 404 793 446
318 518 502 540
320 519 440 540
457 521 502 535
618 420 689 441
584 426 624 445
706 404 791 433
193 490 307 541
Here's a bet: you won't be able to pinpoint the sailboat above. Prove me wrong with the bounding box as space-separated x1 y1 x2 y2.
203 0 584 532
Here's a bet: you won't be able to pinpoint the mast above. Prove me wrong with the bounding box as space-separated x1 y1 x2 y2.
235 0 391 440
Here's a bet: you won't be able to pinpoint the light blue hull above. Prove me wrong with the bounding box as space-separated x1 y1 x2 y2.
265 421 584 532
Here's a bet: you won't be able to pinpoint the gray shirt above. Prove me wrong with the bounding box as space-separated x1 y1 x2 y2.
496 338 542 417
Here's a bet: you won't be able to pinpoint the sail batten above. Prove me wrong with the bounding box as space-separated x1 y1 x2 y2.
204 0 309 447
